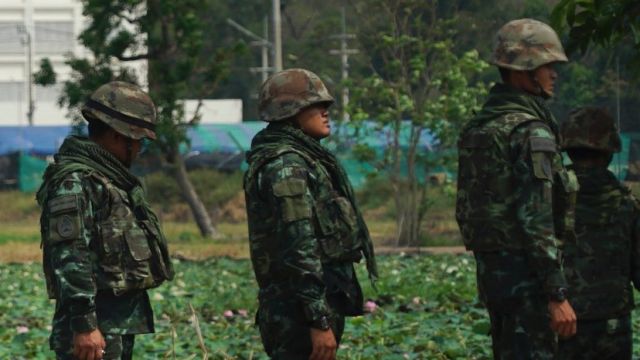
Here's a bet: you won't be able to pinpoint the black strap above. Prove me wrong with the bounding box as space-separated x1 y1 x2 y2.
85 99 156 131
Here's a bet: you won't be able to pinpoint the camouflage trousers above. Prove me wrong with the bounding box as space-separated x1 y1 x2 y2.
558 315 631 360
486 296 557 360
54 334 135 360
257 298 346 359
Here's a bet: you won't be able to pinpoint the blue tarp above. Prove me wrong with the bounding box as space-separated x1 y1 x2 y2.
0 123 270 156
0 121 437 156
0 125 74 156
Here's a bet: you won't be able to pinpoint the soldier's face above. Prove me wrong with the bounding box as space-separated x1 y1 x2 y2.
533 63 558 97
296 104 331 139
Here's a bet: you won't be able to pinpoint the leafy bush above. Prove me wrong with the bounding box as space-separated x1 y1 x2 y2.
0 255 491 359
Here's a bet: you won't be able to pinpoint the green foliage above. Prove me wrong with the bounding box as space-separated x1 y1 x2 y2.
0 255 494 359
32 59 56 87
555 62 598 111
551 0 640 74
346 0 487 245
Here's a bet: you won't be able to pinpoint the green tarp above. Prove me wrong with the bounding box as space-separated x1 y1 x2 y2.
18 153 48 192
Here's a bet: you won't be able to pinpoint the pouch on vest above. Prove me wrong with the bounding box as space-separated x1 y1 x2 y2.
95 182 160 294
315 192 361 262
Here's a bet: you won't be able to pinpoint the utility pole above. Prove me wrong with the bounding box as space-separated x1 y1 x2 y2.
226 18 272 92
21 0 35 126
330 7 358 121
272 0 283 72
255 16 270 83
18 26 34 126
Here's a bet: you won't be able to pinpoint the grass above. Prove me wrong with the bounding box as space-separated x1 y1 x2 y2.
0 172 464 263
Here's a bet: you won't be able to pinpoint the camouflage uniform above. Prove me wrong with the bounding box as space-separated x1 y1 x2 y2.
456 19 576 360
37 82 173 360
244 69 377 359
558 107 640 360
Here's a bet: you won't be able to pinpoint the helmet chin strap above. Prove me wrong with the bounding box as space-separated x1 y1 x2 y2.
124 138 133 168
528 71 551 99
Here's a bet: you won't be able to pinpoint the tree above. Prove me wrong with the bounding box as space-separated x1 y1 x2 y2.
347 0 488 246
36 0 242 238
551 0 640 73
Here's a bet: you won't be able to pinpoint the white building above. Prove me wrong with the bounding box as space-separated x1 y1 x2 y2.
0 0 241 126
0 0 88 125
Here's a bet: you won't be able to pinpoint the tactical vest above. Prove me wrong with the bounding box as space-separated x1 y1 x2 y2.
456 113 578 251
244 147 363 277
563 178 637 320
42 171 172 298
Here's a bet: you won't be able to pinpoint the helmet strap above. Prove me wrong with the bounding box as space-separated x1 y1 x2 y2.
528 71 551 99
125 138 133 168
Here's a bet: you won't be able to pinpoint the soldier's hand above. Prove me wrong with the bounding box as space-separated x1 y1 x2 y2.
548 300 577 338
73 329 106 360
309 327 337 360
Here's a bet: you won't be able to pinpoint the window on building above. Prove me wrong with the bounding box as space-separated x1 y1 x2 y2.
0 82 24 102
34 21 74 55
36 84 63 102
0 23 25 54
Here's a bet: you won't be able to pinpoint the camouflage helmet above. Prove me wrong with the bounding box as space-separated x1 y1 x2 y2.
492 18 568 71
258 68 334 122
81 81 157 140
561 107 621 153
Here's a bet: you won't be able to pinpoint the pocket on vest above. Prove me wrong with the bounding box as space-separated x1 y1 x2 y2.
316 195 360 261
98 220 154 290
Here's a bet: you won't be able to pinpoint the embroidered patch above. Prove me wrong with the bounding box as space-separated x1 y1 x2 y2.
56 215 75 239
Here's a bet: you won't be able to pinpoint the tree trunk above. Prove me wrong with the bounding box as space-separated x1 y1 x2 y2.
171 150 219 239
395 125 423 246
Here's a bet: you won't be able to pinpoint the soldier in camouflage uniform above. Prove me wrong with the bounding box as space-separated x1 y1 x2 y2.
456 19 578 359
244 68 377 360
36 81 174 360
558 107 640 360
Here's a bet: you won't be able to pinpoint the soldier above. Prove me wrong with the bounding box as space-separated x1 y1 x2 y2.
36 81 174 360
558 107 640 360
456 19 578 359
244 68 377 360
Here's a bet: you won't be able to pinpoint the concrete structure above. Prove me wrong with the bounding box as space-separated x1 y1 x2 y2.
0 0 241 126
0 0 87 125
184 99 243 124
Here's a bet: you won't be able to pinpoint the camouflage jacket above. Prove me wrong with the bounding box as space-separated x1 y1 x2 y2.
244 123 376 324
457 83 575 301
37 136 172 349
563 166 640 320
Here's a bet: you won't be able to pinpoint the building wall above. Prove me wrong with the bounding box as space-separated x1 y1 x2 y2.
0 1 240 126
0 0 81 125
0 0 148 126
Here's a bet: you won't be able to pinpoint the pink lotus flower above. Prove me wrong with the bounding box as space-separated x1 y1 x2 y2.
16 326 29 334
364 300 378 313
223 310 234 318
